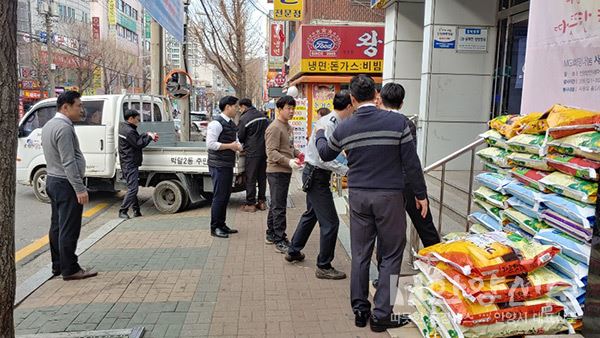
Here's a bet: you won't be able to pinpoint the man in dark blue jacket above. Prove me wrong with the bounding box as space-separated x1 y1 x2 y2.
118 109 158 219
315 75 428 332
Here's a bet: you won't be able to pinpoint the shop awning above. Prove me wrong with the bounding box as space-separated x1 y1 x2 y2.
290 75 383 86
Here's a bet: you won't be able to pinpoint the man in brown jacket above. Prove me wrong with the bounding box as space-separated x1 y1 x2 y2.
265 95 304 253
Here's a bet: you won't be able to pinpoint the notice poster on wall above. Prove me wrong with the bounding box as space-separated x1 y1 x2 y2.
312 84 335 120
521 0 600 114
291 98 309 153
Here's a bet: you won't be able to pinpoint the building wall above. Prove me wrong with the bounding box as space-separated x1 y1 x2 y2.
303 0 385 24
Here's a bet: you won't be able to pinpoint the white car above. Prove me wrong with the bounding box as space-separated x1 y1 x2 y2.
191 111 208 141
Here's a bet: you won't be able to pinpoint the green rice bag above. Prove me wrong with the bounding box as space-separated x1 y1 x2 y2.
540 171 598 204
477 147 512 168
473 186 510 209
547 131 600 161
506 133 546 155
507 152 554 171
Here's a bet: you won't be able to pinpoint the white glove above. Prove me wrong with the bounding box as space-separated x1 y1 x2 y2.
288 159 302 170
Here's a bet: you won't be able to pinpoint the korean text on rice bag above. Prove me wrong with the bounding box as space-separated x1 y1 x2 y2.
459 315 569 338
507 133 546 155
546 153 600 181
417 231 560 279
477 147 512 168
504 181 544 207
474 199 502 222
429 279 564 327
546 104 600 139
500 208 549 236
534 228 590 264
508 152 554 171
432 262 570 304
538 193 595 228
541 209 593 242
547 131 600 162
507 196 541 219
539 171 597 204
475 172 512 193
510 167 551 192
480 129 510 150
469 212 502 232
474 186 510 209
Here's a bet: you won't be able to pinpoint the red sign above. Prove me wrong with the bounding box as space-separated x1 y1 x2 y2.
270 23 284 57
39 51 81 69
22 90 49 100
92 17 100 40
274 74 286 86
300 25 385 60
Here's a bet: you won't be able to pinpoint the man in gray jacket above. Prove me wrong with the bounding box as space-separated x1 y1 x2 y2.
42 91 97 280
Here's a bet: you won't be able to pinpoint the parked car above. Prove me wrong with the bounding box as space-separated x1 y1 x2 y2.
191 111 208 140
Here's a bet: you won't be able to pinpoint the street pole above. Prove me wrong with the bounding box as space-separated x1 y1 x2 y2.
150 19 163 96
43 0 56 98
179 0 191 142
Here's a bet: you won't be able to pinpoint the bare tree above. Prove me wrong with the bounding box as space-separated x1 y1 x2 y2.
246 57 264 104
0 0 18 336
68 22 101 92
191 0 264 98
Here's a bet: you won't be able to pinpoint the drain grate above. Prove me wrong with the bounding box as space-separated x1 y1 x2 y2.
16 326 144 338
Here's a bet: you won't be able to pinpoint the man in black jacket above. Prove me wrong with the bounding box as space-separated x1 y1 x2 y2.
238 98 270 212
118 109 158 219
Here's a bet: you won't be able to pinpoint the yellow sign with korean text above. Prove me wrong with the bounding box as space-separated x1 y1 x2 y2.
108 0 116 25
300 59 383 74
274 0 303 21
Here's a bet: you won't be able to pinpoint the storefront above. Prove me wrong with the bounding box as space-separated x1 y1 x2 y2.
288 24 385 152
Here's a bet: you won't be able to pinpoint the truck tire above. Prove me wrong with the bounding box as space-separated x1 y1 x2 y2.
32 167 51 204
153 180 187 214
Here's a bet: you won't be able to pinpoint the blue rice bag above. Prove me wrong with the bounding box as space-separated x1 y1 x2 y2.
549 253 589 282
475 172 513 193
507 196 541 219
538 193 596 229
468 212 502 232
534 228 591 264
504 181 544 208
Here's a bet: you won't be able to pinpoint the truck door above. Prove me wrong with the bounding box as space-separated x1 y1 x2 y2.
16 105 55 181
74 99 108 176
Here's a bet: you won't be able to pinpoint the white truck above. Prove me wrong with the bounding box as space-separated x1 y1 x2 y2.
16 94 245 213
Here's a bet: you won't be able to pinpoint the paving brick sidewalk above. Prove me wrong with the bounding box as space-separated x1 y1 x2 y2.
14 177 393 338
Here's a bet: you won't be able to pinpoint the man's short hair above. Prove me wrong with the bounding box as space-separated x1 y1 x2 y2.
239 98 252 108
333 90 352 111
317 107 331 117
219 95 239 111
380 83 406 110
56 91 81 111
124 109 140 121
349 75 376 102
276 95 296 109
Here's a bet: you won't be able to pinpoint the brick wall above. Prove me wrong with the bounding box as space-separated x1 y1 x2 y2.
303 0 385 24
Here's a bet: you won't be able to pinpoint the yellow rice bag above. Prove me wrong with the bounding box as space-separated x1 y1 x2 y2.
477 147 512 168
506 133 546 155
480 129 510 150
547 131 600 161
507 152 554 171
539 171 598 204
546 104 600 139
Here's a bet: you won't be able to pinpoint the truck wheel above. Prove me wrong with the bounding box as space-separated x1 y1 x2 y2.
153 180 187 214
32 168 51 204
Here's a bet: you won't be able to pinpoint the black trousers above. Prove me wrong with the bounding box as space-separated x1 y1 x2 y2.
244 156 267 205
120 165 140 212
209 166 233 231
289 166 339 269
47 176 84 276
267 172 291 243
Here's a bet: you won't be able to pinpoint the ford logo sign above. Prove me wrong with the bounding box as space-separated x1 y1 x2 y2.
313 38 334 51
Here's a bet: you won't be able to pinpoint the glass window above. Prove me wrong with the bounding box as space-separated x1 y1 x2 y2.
117 0 123 11
77 100 105 125
20 106 55 137
123 102 162 122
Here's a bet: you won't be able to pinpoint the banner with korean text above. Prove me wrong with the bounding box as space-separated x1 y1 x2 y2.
274 0 303 21
521 0 600 113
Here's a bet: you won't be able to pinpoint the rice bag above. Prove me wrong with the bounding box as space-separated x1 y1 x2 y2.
534 228 591 264
428 279 564 326
469 212 502 232
489 114 521 138
538 193 596 228
432 262 570 304
475 172 512 193
546 153 600 181
480 129 510 150
469 223 492 234
510 167 551 192
473 186 510 209
474 199 502 222
519 111 549 135
546 104 600 139
503 222 534 239
547 131 600 161
477 147 512 168
549 252 589 282
459 315 569 338
556 290 585 318
500 208 549 236
541 209 592 242
539 171 597 204
507 133 546 155
508 152 554 171
504 181 544 207
417 231 560 279
507 196 541 219
483 162 511 176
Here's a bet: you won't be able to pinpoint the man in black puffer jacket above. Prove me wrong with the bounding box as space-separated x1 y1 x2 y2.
238 98 270 212
118 109 158 219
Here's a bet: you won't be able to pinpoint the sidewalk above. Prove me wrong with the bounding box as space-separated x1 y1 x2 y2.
14 177 400 338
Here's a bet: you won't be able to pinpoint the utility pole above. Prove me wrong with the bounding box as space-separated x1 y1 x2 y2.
150 19 163 96
179 0 191 142
40 0 56 97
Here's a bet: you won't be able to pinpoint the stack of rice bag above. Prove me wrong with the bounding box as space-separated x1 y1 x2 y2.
409 104 599 336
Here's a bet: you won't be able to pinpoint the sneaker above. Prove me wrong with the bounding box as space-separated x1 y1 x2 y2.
265 233 276 245
274 240 289 254
240 204 256 213
256 200 268 211
370 313 410 332
315 267 347 280
285 251 305 263
118 210 129 219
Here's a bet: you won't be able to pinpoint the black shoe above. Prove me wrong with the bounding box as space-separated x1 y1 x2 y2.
354 310 371 328
132 210 142 217
274 240 289 254
51 268 61 277
285 251 305 263
118 210 130 219
265 234 276 245
372 279 379 288
222 225 238 234
315 267 347 280
370 313 410 332
211 228 229 238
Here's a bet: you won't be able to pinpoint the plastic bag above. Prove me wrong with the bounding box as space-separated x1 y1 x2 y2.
534 228 590 264
546 153 600 181
475 172 513 193
510 167 551 192
539 171 597 204
480 129 510 150
489 114 521 139
538 193 595 228
518 111 549 135
500 208 549 236
546 104 600 139
474 199 502 222
507 196 541 219
541 209 593 242
483 162 511 176
549 253 589 282
508 152 554 171
417 231 560 279
469 212 502 232
477 147 512 168
504 181 544 207
474 186 510 209
547 131 600 161
459 315 569 338
507 133 546 155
